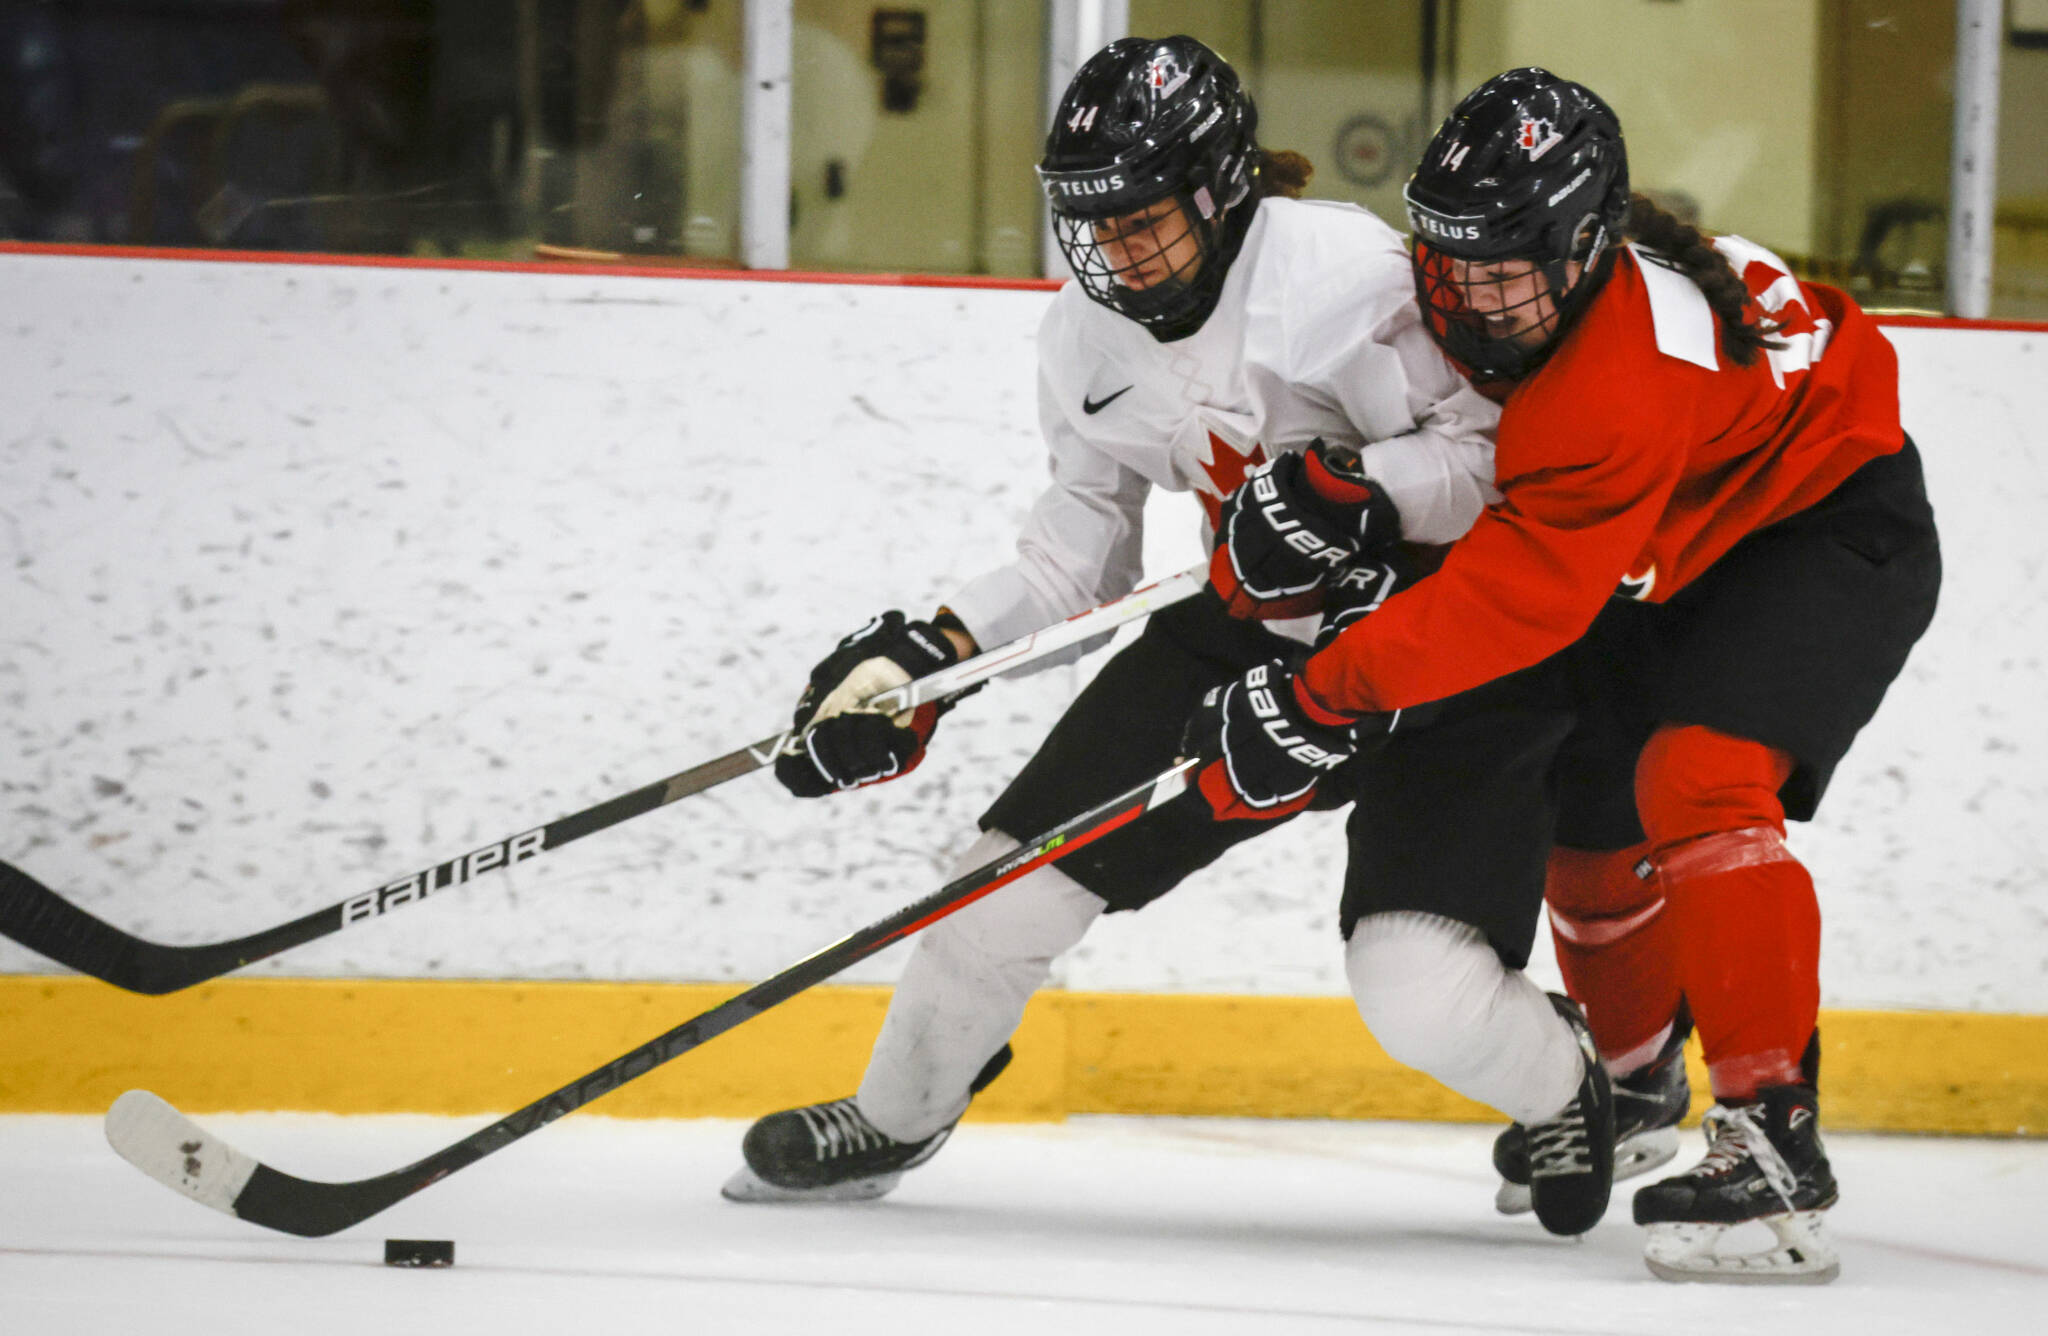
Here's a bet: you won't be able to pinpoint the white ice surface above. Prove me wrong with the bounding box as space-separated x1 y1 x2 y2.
2 1112 2042 1335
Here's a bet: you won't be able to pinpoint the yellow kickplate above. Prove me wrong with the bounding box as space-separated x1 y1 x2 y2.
0 975 2039 1135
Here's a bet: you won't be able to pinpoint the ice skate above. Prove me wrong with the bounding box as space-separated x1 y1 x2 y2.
721 1045 1011 1203
720 1097 950 1202
1522 995 1616 1236
1493 1016 1689 1215
1633 1083 1840 1285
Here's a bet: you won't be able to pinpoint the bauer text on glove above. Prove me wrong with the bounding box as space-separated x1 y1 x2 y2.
1209 439 1401 620
1183 659 1357 821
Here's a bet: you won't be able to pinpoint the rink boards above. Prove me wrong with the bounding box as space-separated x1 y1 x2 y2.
0 245 2042 1134
2 974 2040 1134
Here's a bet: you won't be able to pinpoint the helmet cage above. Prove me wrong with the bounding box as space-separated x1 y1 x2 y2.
1046 182 1244 340
1409 214 1617 381
1037 36 1258 341
1401 67 1628 380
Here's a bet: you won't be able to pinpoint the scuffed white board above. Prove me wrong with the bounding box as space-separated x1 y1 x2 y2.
0 254 2041 1012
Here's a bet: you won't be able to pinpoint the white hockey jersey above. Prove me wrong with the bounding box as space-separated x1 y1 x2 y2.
945 196 1502 651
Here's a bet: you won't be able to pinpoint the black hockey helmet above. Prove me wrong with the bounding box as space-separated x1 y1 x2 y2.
1403 68 1630 380
1037 35 1261 341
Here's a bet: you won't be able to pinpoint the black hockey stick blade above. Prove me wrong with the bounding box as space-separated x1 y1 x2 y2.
0 740 773 996
5 567 1204 995
104 758 1197 1237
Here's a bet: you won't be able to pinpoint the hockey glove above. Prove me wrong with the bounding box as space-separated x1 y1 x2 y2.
1305 545 1447 735
774 611 962 798
1313 544 1442 650
1209 439 1402 621
1183 658 1357 822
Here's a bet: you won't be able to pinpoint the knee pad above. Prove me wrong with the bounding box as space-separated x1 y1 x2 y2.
1345 912 1583 1125
1345 912 1499 1070
1634 724 1794 851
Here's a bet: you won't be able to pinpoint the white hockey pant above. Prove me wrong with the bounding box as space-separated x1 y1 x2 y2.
855 830 1103 1142
1346 910 1585 1125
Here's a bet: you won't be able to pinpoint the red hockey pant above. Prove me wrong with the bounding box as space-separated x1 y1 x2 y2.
1546 723 1819 1100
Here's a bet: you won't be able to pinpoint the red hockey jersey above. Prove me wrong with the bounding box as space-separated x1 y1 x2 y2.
1299 239 1904 717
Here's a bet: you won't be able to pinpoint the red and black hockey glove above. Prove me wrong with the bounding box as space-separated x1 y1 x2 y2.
1182 658 1357 822
1209 439 1402 621
774 611 962 798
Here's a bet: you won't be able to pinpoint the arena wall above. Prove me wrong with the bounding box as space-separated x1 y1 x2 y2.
2 247 2041 1132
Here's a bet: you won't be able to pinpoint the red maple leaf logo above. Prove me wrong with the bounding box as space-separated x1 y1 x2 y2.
1517 117 1561 158
1195 432 1268 530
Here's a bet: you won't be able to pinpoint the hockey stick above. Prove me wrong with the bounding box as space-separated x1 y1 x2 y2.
105 756 1199 1237
1 566 1206 995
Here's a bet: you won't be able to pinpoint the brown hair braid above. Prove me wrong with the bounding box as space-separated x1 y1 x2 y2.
1254 149 1315 201
1623 193 1782 367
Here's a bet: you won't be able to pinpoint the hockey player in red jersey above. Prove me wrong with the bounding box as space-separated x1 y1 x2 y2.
1194 68 1939 1282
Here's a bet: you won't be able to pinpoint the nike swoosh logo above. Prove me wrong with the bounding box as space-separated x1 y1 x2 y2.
1083 385 1134 414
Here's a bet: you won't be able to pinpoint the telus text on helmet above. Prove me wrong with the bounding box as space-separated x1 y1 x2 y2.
1413 214 1482 241
1053 176 1126 198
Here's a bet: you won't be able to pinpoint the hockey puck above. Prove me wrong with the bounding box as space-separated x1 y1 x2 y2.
383 1238 455 1268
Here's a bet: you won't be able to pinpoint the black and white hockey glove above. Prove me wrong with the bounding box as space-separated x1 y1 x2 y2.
774 611 962 798
1300 544 1448 734
1182 658 1357 822
1313 544 1442 651
1209 439 1402 621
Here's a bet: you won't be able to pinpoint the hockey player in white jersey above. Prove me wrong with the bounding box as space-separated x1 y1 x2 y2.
722 36 1610 1237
